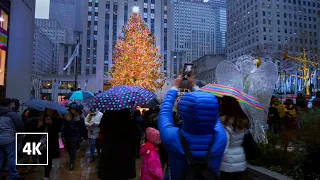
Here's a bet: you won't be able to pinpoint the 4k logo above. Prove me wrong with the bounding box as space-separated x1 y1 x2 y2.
16 133 48 166
23 142 42 155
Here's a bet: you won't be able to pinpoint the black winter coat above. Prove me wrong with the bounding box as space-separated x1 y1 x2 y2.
23 117 42 144
98 109 137 180
63 117 85 142
38 117 62 161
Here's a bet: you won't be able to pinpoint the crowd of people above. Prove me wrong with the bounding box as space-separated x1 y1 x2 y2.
268 91 320 134
2 76 307 180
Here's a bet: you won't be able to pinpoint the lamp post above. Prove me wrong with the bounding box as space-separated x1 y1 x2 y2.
74 38 79 91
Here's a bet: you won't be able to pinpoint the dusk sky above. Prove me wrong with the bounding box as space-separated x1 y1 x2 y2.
35 0 50 19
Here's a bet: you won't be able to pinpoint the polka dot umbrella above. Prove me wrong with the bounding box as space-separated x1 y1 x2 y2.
87 86 156 111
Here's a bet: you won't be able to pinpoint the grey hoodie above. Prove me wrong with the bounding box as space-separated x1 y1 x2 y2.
0 106 24 145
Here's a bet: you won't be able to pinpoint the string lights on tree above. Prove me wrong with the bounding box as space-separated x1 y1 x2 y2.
110 8 165 92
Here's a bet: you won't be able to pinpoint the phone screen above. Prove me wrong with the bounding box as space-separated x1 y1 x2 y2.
182 63 193 78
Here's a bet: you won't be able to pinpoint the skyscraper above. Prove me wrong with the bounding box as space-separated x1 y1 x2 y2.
170 0 216 77
80 0 171 91
227 0 320 61
211 0 227 54
49 0 79 44
33 26 54 75
34 19 67 74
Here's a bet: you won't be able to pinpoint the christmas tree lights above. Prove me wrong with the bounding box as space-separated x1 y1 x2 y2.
110 12 164 92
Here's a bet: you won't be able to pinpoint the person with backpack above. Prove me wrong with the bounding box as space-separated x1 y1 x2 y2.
0 98 25 180
140 127 164 180
159 75 227 180
219 96 249 180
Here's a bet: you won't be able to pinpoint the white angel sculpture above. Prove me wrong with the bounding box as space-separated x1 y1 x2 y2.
215 55 278 143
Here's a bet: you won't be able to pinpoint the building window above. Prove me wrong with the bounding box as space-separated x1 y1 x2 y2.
113 4 118 13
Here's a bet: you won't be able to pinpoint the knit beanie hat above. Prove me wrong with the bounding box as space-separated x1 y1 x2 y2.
146 127 160 144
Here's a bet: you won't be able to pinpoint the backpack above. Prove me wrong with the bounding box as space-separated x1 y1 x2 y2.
179 130 218 180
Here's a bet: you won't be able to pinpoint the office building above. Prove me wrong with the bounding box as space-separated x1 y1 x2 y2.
32 26 54 99
49 0 83 44
211 0 227 54
193 54 225 84
35 19 67 74
6 0 36 103
171 0 215 77
227 0 320 61
33 26 54 75
80 0 171 92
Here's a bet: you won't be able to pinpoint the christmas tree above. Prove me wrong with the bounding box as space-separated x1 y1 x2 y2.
110 9 164 92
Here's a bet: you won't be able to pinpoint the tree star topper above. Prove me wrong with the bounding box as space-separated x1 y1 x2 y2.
132 6 140 13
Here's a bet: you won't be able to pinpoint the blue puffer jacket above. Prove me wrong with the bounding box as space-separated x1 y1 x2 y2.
159 89 227 180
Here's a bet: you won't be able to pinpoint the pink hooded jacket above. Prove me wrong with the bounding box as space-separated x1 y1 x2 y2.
140 142 164 180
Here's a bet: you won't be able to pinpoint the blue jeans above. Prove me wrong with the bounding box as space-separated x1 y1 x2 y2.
89 138 96 157
0 141 19 180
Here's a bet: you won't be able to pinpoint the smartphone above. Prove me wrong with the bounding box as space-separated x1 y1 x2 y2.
182 63 193 79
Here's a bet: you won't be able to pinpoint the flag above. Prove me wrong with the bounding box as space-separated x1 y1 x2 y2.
63 43 79 71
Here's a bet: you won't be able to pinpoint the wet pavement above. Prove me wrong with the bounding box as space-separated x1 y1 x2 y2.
10 142 141 180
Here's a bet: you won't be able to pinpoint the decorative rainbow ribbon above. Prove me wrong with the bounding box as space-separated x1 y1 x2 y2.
200 84 263 111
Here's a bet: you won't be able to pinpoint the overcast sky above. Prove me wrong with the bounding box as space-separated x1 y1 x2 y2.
35 0 50 19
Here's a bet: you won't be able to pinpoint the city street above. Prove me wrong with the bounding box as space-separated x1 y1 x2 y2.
19 142 142 180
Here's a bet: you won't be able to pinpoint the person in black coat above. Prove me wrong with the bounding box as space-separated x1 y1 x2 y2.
98 109 137 180
23 109 42 168
38 108 62 180
62 103 85 170
134 110 144 158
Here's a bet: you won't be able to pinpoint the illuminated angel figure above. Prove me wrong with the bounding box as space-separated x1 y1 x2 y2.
216 55 278 143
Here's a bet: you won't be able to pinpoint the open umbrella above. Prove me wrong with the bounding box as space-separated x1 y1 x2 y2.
58 100 69 107
200 84 263 111
140 97 160 108
22 99 68 114
69 90 94 101
88 86 155 111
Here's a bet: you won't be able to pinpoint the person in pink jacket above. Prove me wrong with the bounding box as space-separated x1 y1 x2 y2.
140 127 164 180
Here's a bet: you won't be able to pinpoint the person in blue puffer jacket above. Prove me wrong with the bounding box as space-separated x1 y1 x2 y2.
159 76 227 180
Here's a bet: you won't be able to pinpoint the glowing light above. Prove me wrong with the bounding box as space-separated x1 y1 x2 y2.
0 17 4 22
110 13 165 92
132 6 140 13
204 0 209 2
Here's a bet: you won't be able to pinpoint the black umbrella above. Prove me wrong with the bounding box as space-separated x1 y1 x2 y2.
140 98 160 108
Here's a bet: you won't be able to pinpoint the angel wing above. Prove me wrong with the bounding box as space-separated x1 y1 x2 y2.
215 60 244 91
245 62 278 143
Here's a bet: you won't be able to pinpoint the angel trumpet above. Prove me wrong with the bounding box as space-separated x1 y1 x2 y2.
283 51 290 60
